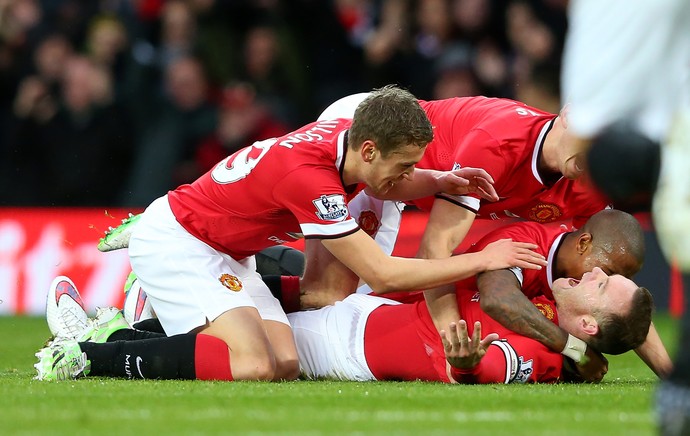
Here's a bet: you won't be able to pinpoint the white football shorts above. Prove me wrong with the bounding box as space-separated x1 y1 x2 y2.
287 293 400 381
128 195 289 336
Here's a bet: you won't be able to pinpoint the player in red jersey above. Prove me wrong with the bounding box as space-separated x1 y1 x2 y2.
288 267 652 384
34 86 549 383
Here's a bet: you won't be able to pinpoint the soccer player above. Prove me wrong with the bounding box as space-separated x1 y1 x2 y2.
289 267 652 384
34 85 548 382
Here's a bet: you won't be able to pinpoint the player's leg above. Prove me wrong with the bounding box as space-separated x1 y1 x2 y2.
35 195 290 382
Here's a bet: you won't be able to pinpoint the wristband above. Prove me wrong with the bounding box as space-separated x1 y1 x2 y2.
561 334 587 363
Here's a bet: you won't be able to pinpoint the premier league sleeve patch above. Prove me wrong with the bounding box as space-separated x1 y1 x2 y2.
313 194 349 222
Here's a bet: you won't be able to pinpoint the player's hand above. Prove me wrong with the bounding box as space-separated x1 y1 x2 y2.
575 347 609 383
442 320 499 369
436 167 499 202
480 239 548 271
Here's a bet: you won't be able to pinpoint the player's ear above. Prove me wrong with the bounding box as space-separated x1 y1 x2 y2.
361 141 377 162
576 233 592 255
580 315 599 336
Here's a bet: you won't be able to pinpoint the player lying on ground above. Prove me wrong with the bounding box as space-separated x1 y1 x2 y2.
262 209 672 380
289 267 651 383
35 265 651 384
35 86 549 382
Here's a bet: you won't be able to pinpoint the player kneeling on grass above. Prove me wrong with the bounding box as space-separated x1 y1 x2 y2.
34 85 549 382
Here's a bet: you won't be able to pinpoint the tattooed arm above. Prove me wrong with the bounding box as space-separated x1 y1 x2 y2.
477 270 568 350
476 269 608 382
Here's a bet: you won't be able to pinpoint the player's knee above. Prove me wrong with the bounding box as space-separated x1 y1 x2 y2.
240 354 277 381
274 355 300 381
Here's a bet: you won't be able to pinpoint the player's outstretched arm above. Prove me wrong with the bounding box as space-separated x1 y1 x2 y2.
371 168 498 202
634 322 673 378
321 231 546 295
419 200 478 332
476 269 608 382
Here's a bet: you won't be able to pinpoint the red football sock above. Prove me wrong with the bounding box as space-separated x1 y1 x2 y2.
194 334 233 381
281 275 301 313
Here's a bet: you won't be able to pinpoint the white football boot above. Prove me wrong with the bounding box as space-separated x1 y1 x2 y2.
46 276 90 342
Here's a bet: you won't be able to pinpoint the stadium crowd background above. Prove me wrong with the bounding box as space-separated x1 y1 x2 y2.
0 0 568 208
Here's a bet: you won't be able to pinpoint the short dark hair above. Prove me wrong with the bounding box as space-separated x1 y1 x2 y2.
580 209 646 274
589 286 653 355
348 85 433 157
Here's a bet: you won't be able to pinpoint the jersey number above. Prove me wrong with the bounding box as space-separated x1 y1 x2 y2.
211 138 277 184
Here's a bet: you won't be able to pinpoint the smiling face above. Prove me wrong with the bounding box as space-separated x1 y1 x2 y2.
361 142 426 195
552 267 637 336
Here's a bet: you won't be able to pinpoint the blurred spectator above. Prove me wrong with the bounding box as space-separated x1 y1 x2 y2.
2 54 134 206
237 22 307 127
195 82 290 175
120 55 217 207
431 43 481 100
84 14 130 98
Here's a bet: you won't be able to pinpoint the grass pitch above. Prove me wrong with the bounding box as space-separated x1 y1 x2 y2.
0 314 678 435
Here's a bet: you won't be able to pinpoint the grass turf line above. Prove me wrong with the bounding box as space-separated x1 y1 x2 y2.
0 315 679 435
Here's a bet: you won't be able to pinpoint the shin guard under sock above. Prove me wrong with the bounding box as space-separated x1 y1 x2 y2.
79 333 233 380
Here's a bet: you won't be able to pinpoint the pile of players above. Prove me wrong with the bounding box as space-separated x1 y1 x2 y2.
35 87 672 386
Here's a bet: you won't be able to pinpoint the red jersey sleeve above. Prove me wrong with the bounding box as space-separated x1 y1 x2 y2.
273 167 359 239
449 336 562 384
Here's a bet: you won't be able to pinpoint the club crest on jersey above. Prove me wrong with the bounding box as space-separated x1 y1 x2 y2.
528 203 562 223
219 274 242 292
358 210 380 236
313 194 348 221
535 302 555 321
452 162 462 171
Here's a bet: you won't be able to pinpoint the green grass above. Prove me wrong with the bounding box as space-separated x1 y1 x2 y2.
0 315 679 435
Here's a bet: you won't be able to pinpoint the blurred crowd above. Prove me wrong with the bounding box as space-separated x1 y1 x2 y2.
0 0 568 207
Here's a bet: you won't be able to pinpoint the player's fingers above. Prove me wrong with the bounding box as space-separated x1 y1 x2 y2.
456 167 495 184
457 320 470 348
481 333 500 347
510 241 540 250
440 329 452 351
471 321 482 346
475 180 499 202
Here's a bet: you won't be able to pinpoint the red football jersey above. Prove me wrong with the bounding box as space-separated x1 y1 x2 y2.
168 119 359 260
411 97 609 227
364 292 563 383
466 220 570 301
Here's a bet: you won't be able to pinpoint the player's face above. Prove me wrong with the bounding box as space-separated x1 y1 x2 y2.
556 125 589 180
563 246 641 281
365 143 426 195
552 267 636 326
